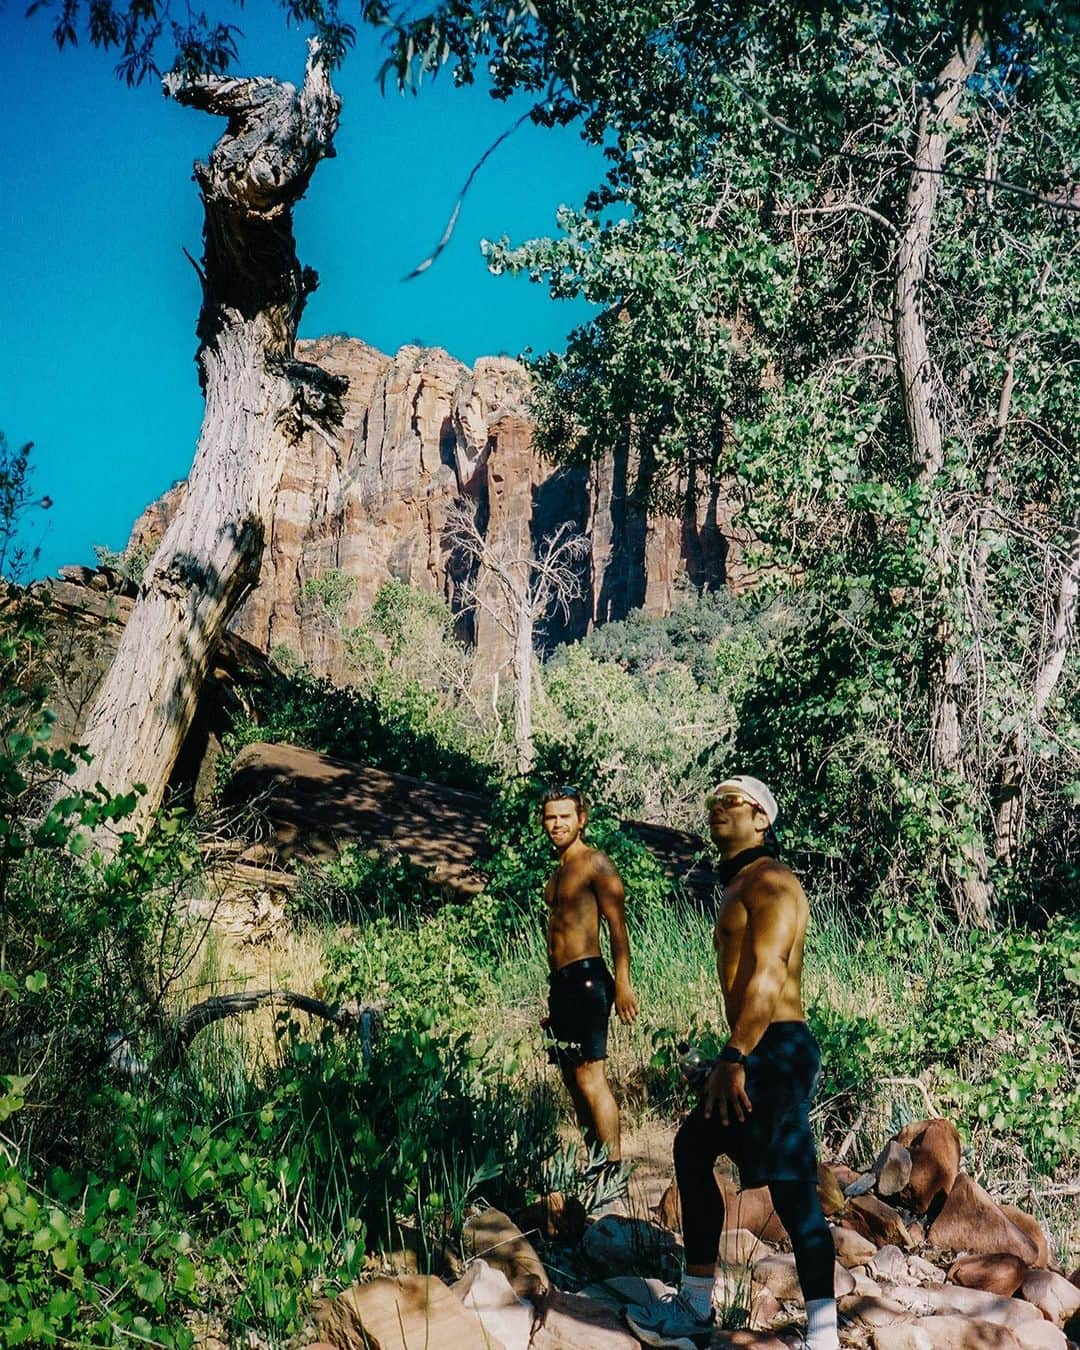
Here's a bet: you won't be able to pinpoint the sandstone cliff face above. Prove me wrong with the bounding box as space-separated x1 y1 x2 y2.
127 337 741 679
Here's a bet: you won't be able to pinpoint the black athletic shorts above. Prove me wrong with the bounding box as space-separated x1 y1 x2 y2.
680 1020 821 1188
545 957 616 1067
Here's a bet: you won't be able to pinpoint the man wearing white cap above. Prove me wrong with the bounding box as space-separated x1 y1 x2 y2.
627 775 837 1349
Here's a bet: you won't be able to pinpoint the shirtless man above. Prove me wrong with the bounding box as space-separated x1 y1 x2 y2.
628 776 837 1350
540 786 638 1173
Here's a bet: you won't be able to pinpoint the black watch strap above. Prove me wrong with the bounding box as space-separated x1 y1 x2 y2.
718 1043 749 1067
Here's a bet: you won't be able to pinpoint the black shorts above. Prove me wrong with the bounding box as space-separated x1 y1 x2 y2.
680 1020 821 1189
546 957 616 1067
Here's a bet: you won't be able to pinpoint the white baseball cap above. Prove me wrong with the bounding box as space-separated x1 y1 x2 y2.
711 775 779 825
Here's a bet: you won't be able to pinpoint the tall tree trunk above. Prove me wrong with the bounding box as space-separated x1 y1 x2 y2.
893 32 992 924
64 44 345 842
511 588 535 776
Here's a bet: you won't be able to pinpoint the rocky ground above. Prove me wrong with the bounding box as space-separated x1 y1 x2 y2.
299 1117 1080 1350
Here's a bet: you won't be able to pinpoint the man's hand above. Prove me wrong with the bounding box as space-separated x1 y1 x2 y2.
614 981 639 1025
703 1060 752 1125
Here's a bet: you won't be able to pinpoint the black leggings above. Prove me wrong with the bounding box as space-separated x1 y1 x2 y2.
674 1121 834 1300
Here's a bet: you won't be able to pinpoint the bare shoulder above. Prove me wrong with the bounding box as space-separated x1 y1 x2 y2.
743 859 805 909
589 849 623 881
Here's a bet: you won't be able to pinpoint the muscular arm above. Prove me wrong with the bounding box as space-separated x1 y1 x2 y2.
727 876 800 1055
594 854 639 1024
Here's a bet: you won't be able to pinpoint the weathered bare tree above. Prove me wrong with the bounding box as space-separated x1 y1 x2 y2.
445 503 589 775
63 43 345 843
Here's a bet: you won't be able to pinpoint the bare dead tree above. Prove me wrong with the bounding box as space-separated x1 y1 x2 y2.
61 42 345 846
445 503 589 775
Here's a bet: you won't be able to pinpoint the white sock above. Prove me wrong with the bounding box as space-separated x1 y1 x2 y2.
679 1273 714 1319
805 1297 838 1350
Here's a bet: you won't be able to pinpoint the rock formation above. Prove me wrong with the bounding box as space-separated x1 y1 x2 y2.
127 337 741 680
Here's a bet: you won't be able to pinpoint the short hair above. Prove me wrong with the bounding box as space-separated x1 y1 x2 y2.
539 785 588 814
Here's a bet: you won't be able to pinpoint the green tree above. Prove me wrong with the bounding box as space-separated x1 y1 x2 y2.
380 0 1080 923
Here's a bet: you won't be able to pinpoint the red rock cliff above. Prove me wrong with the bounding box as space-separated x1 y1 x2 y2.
128 337 743 678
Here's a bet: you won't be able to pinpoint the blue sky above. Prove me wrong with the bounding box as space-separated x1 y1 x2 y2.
0 2 602 579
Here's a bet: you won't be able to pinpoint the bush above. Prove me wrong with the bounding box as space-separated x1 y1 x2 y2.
221 664 492 794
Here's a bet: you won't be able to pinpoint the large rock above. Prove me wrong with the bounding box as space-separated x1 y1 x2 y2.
886 1284 1043 1329
875 1141 914 1198
720 1228 775 1266
947 1254 1029 1297
870 1244 912 1283
1012 1322 1069 1350
895 1120 962 1218
461 1209 549 1304
871 1315 1022 1350
129 336 738 684
817 1162 847 1216
721 1181 790 1244
529 1289 639 1349
838 1294 917 1330
1000 1207 1050 1270
315 1274 502 1348
581 1214 679 1273
453 1260 533 1350
845 1195 916 1249
1020 1270 1080 1328
833 1226 879 1268
751 1252 855 1301
927 1176 1038 1265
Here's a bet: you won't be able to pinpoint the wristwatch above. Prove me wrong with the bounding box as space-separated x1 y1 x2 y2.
718 1043 749 1067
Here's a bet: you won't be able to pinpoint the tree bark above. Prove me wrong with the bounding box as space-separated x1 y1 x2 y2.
511 589 535 775
64 43 345 842
994 527 1080 860
894 32 992 924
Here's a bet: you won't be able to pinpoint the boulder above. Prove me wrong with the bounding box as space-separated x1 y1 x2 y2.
870 1245 912 1283
838 1293 918 1329
452 1260 533 1350
748 1287 783 1331
927 1176 1038 1265
872 1315 1022 1350
847 1173 879 1198
833 1226 879 1268
947 1254 1030 1297
852 1271 885 1298
1020 1271 1080 1328
907 1255 947 1286
461 1210 549 1304
846 1195 917 1249
720 1228 775 1266
1012 1323 1069 1350
515 1193 587 1245
721 1181 790 1244
315 1274 503 1349
817 1162 847 1216
887 1284 1043 1329
581 1214 678 1273
752 1252 855 1301
830 1162 863 1190
655 1182 681 1231
875 1141 914 1198
895 1120 962 1218
1000 1207 1050 1270
529 1289 639 1349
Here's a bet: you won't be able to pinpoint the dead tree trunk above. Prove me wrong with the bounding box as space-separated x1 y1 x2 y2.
64 43 345 842
510 585 536 776
893 31 992 924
